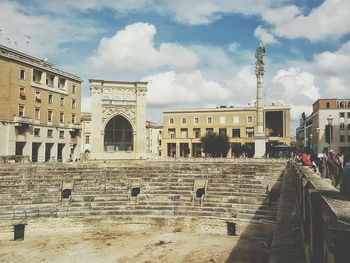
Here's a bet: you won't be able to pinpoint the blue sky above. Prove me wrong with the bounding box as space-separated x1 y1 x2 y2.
1 0 350 134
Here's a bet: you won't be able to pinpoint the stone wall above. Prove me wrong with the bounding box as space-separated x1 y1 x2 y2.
291 161 350 263
0 160 286 240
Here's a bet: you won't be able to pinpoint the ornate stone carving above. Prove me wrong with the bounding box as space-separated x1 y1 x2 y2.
102 105 136 124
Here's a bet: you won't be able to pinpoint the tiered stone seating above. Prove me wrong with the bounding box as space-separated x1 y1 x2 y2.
0 161 286 226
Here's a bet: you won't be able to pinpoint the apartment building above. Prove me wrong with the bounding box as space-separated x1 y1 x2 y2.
80 113 162 159
162 104 291 158
81 112 92 154
296 99 350 154
0 45 82 162
146 121 162 158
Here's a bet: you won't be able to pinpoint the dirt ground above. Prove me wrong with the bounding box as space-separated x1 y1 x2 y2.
0 228 270 263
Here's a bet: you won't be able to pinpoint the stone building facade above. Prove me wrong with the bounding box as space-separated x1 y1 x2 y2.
296 98 350 154
89 80 147 159
0 45 82 162
162 104 291 158
146 121 162 158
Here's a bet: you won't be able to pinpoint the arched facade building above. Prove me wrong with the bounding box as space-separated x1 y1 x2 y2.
89 80 147 159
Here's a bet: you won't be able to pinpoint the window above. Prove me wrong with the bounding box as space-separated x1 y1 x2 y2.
58 78 66 89
47 110 53 122
34 128 40 136
220 116 225 124
247 116 253 123
59 112 64 123
181 117 187 124
180 128 188 138
194 117 199 124
72 99 76 109
60 97 64 106
19 87 26 99
19 69 25 80
193 128 201 138
18 105 24 117
219 128 227 136
348 135 350 142
72 85 76 94
71 114 76 124
34 108 40 120
232 128 241 138
246 127 254 138
348 112 350 119
35 91 41 102
348 124 350 130
59 130 64 139
85 135 90 144
340 135 345 142
47 129 53 138
340 113 345 130
207 117 212 124
326 102 330 108
206 128 213 135
48 94 53 104
46 75 54 87
169 118 174 124
168 128 175 138
233 116 239 123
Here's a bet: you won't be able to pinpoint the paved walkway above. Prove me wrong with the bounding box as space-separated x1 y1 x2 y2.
269 165 305 263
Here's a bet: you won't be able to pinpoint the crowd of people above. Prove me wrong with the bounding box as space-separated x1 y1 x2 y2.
298 149 350 199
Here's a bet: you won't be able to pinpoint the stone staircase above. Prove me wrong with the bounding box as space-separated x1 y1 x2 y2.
0 161 286 225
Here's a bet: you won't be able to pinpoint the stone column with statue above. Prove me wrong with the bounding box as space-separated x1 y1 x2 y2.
254 43 266 158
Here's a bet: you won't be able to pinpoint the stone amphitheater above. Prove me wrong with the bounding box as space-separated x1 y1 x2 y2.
0 160 305 262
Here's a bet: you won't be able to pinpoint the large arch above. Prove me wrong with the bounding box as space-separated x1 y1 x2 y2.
104 115 133 152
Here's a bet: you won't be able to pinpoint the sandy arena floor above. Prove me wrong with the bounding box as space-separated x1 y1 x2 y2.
0 228 270 263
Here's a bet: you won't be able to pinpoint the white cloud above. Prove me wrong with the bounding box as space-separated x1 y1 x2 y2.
162 0 274 25
0 1 99 56
226 66 256 105
81 96 92 112
262 5 300 25
228 42 239 53
314 40 350 73
272 67 320 101
142 70 231 107
254 26 278 44
323 77 348 98
269 0 350 41
90 22 199 72
270 67 320 121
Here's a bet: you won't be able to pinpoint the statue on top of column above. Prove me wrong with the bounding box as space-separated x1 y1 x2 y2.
255 43 265 65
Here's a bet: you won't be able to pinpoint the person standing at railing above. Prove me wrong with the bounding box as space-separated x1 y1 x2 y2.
300 152 312 166
341 156 350 199
327 150 342 188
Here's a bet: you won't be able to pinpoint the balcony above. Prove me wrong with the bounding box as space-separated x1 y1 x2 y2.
14 116 33 126
68 123 81 130
68 123 82 135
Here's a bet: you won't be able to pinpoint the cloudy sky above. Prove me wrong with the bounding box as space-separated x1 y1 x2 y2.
1 0 349 134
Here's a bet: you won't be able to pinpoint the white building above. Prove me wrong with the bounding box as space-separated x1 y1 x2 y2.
89 80 148 159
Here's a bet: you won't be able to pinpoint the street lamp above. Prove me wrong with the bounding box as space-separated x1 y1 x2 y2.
327 115 333 150
309 133 313 153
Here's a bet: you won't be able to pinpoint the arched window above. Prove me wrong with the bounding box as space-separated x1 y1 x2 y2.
104 115 133 152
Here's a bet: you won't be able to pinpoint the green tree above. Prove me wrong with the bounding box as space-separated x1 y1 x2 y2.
200 133 229 157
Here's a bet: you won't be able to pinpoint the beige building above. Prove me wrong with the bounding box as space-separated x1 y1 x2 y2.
89 80 147 159
81 112 92 154
146 121 162 158
0 45 82 162
162 104 291 158
296 99 350 154
80 115 162 159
